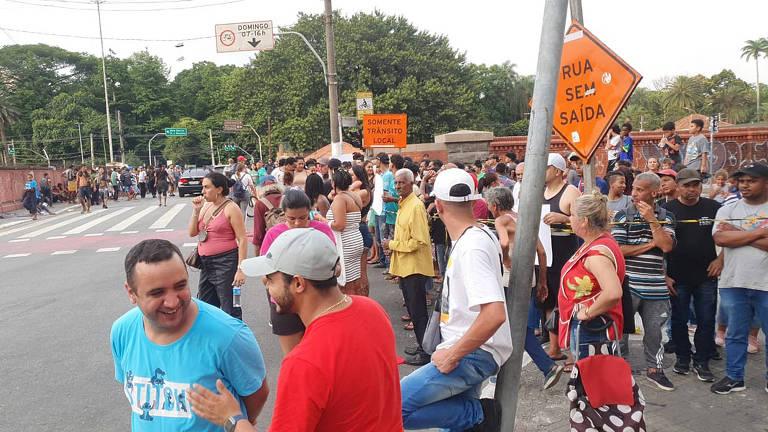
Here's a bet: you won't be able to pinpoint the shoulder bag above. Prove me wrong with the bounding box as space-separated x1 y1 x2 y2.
186 199 231 269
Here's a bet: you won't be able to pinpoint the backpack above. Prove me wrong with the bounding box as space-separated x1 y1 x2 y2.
232 174 247 199
260 196 285 231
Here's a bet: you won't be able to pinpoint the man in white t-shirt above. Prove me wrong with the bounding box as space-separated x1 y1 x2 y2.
400 168 511 431
512 162 524 212
605 124 621 172
710 163 768 395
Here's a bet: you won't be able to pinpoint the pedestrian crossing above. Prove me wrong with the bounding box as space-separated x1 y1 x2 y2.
0 200 206 260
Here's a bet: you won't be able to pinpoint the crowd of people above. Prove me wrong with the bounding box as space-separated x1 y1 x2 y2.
107 119 767 431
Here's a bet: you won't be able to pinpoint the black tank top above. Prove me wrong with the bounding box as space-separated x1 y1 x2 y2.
544 183 579 269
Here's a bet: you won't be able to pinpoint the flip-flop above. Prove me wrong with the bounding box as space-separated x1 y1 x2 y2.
401 315 411 322
563 362 575 373
548 354 568 361
404 322 414 330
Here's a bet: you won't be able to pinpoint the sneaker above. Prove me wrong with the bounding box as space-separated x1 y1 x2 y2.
711 348 723 361
543 364 564 390
672 360 690 375
715 329 726 347
403 345 420 356
647 369 675 391
711 376 745 394
403 351 430 366
693 363 715 382
748 335 759 354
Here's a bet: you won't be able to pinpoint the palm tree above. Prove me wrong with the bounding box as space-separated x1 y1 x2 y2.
741 38 768 122
662 76 701 112
0 96 20 165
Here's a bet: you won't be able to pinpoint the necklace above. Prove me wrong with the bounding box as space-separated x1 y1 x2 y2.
317 294 350 318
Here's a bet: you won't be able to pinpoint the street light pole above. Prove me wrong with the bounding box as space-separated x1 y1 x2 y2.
148 133 165 166
95 0 114 163
494 1 568 430
245 124 263 162
75 122 84 164
323 0 342 157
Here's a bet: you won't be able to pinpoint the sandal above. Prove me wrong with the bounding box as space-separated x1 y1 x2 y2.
404 322 414 331
563 362 575 373
401 315 411 322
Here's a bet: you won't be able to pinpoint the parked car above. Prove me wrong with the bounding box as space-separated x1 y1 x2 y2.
177 167 211 197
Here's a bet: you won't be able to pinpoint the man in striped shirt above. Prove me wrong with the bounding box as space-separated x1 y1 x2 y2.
611 172 677 391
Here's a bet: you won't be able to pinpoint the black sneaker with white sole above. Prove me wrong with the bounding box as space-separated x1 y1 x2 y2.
647 369 675 391
693 363 715 382
710 376 746 394
672 360 690 375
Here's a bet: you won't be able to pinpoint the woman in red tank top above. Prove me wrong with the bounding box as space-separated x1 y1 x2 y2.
188 171 248 320
558 191 626 360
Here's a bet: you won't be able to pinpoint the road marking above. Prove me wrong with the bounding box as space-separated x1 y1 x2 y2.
120 230 139 234
0 220 27 229
149 203 186 229
3 253 30 258
46 235 67 240
61 204 81 212
106 206 157 231
8 238 29 243
51 250 77 255
63 206 134 234
97 247 120 252
18 210 106 239
84 233 103 237
0 210 81 238
155 228 174 232
182 242 197 247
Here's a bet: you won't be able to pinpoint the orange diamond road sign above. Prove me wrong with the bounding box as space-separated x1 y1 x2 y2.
363 114 407 148
554 21 641 161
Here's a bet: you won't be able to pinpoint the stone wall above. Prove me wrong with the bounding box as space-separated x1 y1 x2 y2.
0 167 61 213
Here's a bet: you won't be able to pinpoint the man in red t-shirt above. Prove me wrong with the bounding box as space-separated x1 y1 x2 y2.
188 229 403 432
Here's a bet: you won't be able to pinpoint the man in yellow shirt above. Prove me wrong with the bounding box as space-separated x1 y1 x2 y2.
383 168 434 365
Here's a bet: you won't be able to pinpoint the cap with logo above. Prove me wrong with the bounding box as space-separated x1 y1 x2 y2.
733 163 768 179
239 228 339 280
430 168 482 202
675 168 701 185
567 151 579 161
547 153 567 172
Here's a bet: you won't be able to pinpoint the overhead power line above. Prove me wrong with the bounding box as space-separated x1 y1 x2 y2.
0 26 213 42
1 0 245 11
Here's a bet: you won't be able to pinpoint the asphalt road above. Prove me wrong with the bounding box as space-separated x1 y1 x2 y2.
0 196 423 431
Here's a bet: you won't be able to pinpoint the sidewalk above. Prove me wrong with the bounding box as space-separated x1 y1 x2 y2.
370 269 767 431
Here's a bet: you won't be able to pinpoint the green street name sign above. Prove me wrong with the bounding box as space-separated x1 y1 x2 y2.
165 128 188 136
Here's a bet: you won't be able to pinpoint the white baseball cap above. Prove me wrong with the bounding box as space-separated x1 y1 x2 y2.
430 168 482 202
239 228 339 280
547 153 567 172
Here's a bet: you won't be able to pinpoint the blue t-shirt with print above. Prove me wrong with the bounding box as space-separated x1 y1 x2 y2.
25 180 39 198
382 169 399 225
110 299 266 431
619 136 633 162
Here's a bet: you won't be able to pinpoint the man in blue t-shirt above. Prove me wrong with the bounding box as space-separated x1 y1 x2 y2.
111 239 268 431
376 153 400 270
618 122 634 163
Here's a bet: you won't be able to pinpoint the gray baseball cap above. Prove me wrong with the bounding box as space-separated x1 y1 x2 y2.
239 228 339 280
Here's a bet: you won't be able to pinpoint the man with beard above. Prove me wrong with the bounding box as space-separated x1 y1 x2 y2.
190 229 402 431
111 239 268 431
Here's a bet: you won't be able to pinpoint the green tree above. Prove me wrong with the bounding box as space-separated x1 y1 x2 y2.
0 94 20 165
741 38 768 121
162 117 210 166
471 62 534 136
662 75 704 112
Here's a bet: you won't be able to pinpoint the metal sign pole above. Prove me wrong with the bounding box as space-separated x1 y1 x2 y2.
495 1 568 430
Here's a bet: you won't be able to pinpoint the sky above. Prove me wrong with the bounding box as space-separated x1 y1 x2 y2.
0 0 766 89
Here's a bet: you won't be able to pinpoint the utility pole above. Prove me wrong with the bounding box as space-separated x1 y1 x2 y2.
209 129 216 166
245 124 263 162
148 133 165 166
113 90 125 163
494 1 568 430
89 134 95 169
95 0 114 163
11 139 16 165
323 0 342 157
568 0 595 193
76 122 84 164
267 115 272 159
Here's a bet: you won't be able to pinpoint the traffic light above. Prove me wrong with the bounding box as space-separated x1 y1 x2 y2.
8 142 14 154
223 144 236 151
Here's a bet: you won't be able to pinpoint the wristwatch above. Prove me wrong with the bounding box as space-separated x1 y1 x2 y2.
225 414 248 432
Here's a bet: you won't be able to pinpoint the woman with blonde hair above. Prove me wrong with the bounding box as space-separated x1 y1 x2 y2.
558 190 626 360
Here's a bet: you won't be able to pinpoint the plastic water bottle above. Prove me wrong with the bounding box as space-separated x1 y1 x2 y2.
232 285 242 308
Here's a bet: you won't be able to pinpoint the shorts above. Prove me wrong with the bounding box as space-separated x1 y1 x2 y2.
157 181 169 196
359 222 373 249
77 186 92 199
266 291 305 335
123 185 133 193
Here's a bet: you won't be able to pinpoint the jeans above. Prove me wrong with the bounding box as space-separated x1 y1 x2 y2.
671 279 717 366
716 298 762 328
198 248 241 320
401 348 498 431
570 318 615 360
719 288 768 381
375 214 392 266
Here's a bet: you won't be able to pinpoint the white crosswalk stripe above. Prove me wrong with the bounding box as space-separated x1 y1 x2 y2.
63 207 134 235
106 206 157 231
4 253 30 258
18 210 106 238
51 250 77 255
97 247 121 252
149 204 186 229
8 239 29 243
